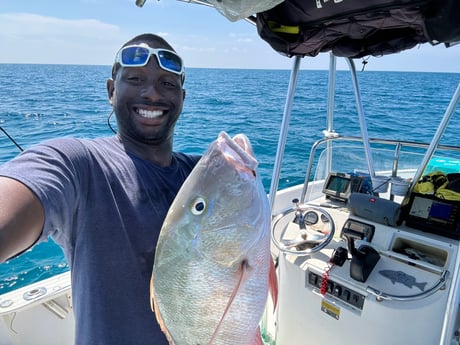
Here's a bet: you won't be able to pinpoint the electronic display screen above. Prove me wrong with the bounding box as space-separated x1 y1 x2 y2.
430 202 453 221
326 175 350 193
409 196 453 222
322 172 363 202
406 193 460 239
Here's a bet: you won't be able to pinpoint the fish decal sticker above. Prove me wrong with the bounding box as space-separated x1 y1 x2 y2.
379 270 428 291
150 131 278 345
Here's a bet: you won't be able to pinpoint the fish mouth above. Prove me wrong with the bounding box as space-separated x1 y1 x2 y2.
217 131 258 176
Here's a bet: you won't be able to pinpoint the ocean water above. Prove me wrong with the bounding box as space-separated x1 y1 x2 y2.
0 64 459 293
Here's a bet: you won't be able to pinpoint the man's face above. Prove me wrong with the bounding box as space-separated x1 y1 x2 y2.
107 41 185 145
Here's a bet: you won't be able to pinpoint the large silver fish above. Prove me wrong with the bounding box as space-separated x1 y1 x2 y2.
150 131 277 345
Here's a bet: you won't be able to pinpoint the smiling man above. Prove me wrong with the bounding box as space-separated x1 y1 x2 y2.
0 33 200 345
108 38 186 164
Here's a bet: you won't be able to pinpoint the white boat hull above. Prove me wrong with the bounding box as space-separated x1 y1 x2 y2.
0 272 74 345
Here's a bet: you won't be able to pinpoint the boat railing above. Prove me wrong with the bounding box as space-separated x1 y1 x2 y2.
267 53 459 210
300 135 460 203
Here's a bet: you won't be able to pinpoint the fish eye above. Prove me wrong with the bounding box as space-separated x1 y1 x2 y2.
190 197 206 215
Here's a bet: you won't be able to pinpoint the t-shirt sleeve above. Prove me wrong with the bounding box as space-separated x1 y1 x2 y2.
0 138 87 250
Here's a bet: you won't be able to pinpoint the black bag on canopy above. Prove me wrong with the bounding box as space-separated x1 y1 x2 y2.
255 0 460 58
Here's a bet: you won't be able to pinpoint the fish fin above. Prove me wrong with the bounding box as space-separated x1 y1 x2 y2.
269 258 278 310
150 274 176 345
253 326 264 345
207 260 250 345
150 274 155 312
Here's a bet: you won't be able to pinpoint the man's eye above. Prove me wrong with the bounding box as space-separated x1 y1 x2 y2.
160 79 180 89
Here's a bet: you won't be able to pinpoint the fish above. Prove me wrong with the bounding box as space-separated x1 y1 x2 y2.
150 131 278 345
379 270 428 291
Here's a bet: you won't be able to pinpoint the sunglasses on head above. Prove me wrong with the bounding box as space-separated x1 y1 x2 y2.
115 44 185 82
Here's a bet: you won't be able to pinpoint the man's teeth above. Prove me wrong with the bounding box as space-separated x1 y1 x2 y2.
137 109 163 118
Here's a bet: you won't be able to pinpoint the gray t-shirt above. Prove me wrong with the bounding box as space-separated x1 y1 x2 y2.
0 136 200 345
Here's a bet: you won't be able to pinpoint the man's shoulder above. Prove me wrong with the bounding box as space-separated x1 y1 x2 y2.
40 136 115 148
37 136 119 157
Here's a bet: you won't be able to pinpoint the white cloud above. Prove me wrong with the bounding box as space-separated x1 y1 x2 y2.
236 37 253 43
0 13 119 39
0 9 459 72
0 13 124 65
180 45 216 53
228 32 256 43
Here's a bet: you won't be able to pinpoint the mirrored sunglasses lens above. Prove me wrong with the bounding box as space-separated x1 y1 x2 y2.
158 51 182 73
121 47 150 66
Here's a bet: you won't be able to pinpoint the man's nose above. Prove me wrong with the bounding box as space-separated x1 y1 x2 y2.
140 81 162 99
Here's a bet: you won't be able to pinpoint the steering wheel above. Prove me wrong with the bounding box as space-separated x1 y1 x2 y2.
272 204 335 256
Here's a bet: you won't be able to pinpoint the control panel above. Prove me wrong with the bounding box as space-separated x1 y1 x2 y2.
307 271 365 310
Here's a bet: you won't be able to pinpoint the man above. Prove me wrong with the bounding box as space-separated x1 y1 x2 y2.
0 33 200 344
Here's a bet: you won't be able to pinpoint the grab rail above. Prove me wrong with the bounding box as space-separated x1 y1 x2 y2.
300 135 460 203
366 270 449 302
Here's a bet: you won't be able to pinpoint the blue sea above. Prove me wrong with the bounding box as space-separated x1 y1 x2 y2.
0 64 459 294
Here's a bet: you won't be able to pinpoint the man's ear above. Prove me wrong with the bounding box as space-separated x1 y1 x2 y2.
182 88 186 101
107 79 115 105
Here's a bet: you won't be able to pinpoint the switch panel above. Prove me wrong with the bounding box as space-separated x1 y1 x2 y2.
307 271 365 310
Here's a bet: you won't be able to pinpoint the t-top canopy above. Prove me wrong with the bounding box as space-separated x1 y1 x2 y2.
255 0 460 58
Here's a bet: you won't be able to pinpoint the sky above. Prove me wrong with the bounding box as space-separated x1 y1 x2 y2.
0 0 460 72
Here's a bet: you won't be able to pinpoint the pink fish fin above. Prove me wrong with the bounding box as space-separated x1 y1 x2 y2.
253 326 264 345
150 274 176 345
149 274 156 313
207 260 250 345
269 258 278 310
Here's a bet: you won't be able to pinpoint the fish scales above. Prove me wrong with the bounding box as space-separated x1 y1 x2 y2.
151 131 275 345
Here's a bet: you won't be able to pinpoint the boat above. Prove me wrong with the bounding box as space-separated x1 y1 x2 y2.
1 1 460 344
